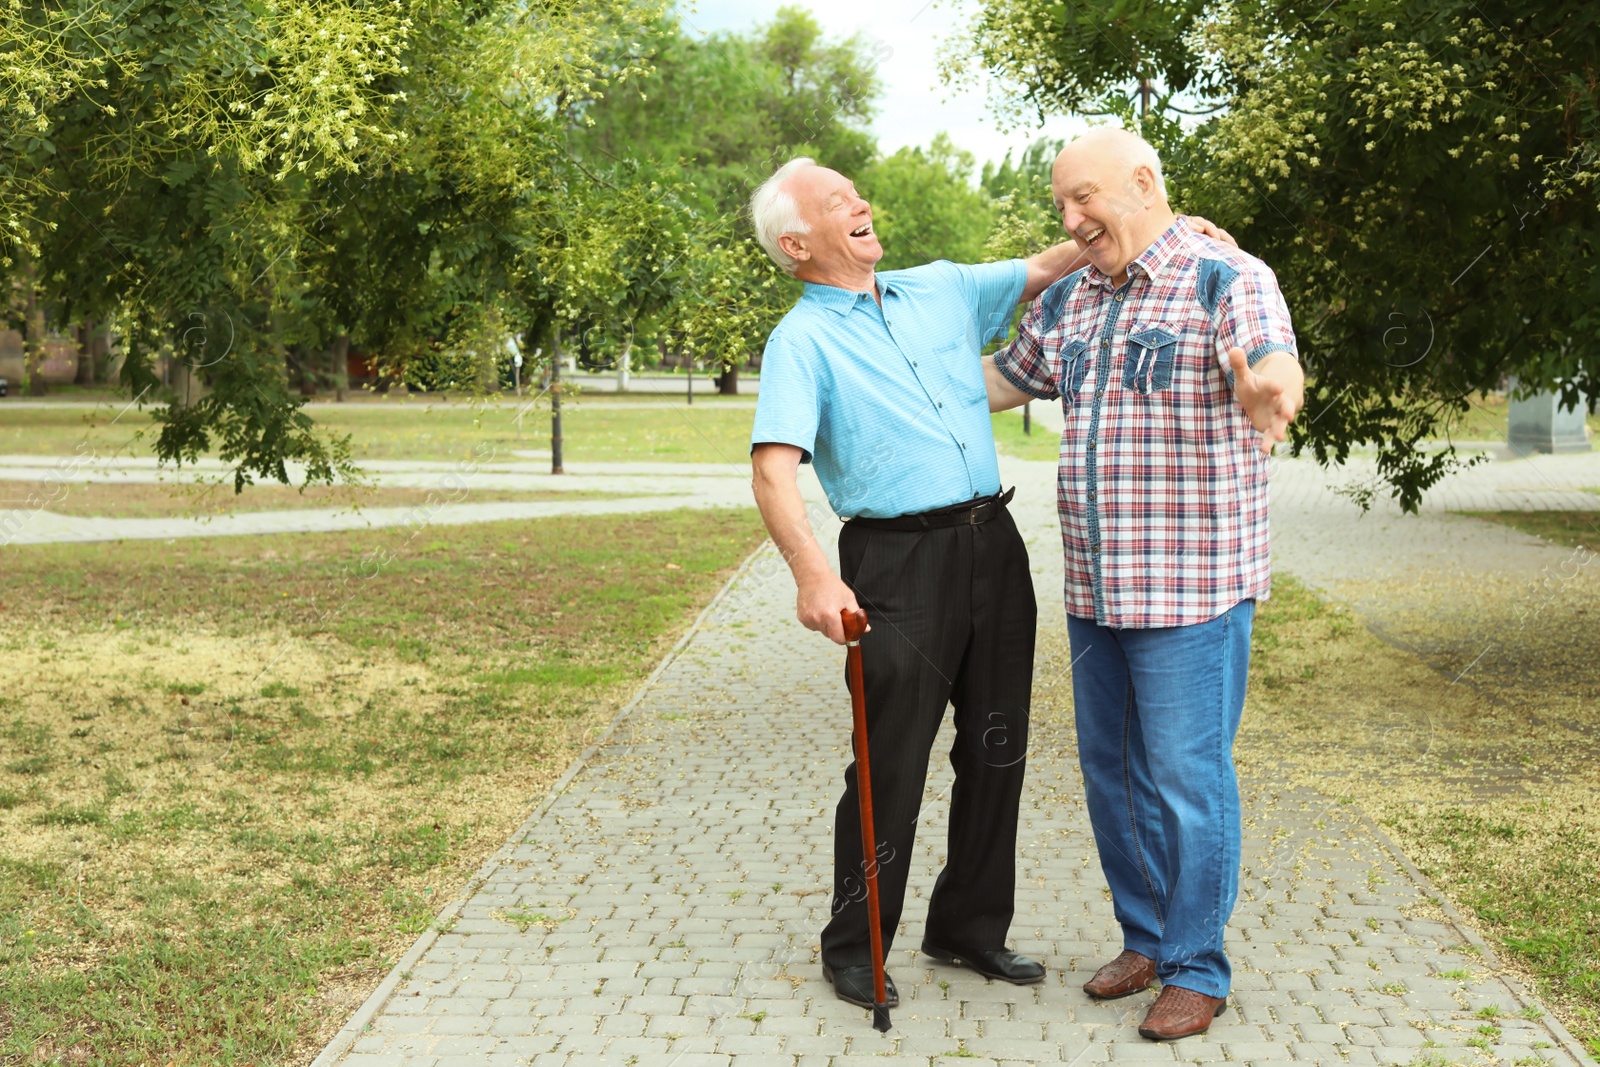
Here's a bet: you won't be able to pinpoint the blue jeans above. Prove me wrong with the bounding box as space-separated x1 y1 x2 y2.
1067 600 1255 998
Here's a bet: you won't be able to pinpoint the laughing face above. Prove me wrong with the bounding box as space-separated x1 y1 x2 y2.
1051 136 1163 285
777 165 883 288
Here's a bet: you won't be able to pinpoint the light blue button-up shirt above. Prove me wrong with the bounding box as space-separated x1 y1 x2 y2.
751 259 1027 519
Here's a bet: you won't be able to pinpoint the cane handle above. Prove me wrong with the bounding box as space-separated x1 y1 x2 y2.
840 607 869 643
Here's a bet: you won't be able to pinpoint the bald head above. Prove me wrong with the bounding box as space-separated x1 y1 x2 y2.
1051 128 1175 285
1053 128 1167 202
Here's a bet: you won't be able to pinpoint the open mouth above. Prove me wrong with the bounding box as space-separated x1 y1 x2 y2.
849 222 874 238
1079 225 1106 248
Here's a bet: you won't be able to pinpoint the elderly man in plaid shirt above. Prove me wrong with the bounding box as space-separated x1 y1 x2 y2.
984 128 1305 1041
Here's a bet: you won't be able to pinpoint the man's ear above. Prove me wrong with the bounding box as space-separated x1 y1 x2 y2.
1133 165 1159 203
777 232 809 263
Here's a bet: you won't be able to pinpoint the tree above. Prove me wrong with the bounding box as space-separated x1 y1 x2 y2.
575 8 883 216
571 7 887 389
3 0 669 488
672 224 793 391
946 0 1600 509
979 137 1064 261
941 0 1214 128
861 133 994 269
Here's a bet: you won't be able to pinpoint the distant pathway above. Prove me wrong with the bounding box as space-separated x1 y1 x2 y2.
0 457 763 545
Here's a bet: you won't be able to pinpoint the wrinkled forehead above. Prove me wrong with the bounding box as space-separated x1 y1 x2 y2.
1051 147 1114 199
790 166 854 217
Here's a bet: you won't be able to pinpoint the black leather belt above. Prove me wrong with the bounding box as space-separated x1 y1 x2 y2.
846 487 1015 532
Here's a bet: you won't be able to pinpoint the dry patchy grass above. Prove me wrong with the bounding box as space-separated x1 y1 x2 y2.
0 508 767 1065
1234 575 1600 1053
0 395 758 466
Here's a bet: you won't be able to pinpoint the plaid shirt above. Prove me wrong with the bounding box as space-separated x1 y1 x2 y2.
993 219 1298 628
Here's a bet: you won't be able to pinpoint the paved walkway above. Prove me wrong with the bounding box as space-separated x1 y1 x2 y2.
309 452 1597 1067
0 456 764 545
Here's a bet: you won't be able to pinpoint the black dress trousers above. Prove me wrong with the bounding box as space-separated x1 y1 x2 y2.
819 506 1036 968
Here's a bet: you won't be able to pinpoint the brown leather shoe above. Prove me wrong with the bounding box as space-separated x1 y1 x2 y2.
1082 949 1157 999
1137 983 1229 1040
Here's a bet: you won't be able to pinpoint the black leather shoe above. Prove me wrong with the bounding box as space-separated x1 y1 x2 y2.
822 962 899 1008
921 938 1046 985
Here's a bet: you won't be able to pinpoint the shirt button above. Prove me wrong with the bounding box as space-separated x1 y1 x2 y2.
1087 440 1097 450
961 442 967 449
1091 544 1100 555
937 402 943 408
1095 389 1105 398
1101 342 1110 351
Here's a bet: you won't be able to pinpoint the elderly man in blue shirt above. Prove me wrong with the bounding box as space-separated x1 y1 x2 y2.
747 155 1231 1010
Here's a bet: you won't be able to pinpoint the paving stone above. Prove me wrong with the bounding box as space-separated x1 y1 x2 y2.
312 473 1597 1067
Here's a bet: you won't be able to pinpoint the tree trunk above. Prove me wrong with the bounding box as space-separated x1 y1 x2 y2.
74 320 97 387
170 352 207 404
616 334 631 392
718 361 739 395
93 321 119 383
329 334 350 402
22 263 47 396
550 332 564 475
290 344 317 397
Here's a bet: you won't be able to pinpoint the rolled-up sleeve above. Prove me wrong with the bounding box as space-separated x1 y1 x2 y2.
1216 261 1298 369
990 297 1060 400
750 329 820 463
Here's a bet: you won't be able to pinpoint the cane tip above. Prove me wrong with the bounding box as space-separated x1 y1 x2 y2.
873 1004 892 1032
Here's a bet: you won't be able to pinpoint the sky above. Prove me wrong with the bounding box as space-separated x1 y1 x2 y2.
677 0 1090 173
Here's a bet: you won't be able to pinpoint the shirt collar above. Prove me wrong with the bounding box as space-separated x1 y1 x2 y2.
801 275 892 315
1083 216 1191 290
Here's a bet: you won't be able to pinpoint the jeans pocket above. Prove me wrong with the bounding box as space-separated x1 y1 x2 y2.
1123 327 1178 395
1060 339 1090 403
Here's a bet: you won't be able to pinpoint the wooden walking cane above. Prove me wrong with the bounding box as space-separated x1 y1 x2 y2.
840 607 891 1032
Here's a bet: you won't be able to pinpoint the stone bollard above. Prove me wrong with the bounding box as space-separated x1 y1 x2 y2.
1507 380 1592 456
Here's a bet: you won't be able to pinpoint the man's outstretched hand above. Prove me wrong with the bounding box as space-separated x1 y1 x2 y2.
1228 347 1303 453
797 573 868 645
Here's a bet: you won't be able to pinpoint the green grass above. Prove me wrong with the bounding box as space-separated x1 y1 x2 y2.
0 507 767 1064
1460 510 1600 551
1448 392 1600 442
990 408 1060 462
0 392 760 466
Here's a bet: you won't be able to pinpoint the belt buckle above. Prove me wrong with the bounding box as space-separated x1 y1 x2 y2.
968 505 983 526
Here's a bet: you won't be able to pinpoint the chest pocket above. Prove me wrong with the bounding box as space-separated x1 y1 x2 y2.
925 340 984 411
1058 339 1091 403
1123 326 1179 395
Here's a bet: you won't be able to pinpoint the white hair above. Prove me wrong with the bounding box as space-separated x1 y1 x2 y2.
750 157 815 275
